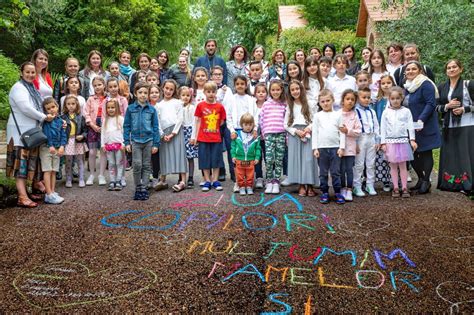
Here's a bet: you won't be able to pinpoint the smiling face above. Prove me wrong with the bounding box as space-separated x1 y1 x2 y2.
205 41 217 56
35 53 48 72
310 48 321 60
404 47 419 62
289 82 301 100
92 79 105 95
21 64 36 82
405 63 422 80
234 78 247 95
274 51 284 63
65 59 79 76
287 63 300 79
324 47 334 58
270 83 282 100
149 86 161 103
307 62 319 76
89 53 101 70
343 47 354 60
319 62 330 78
106 102 117 117
150 58 159 71
135 87 149 104
194 70 208 87
445 60 463 79
139 57 150 70
179 88 191 104
163 82 175 100
109 63 120 77
211 68 224 85
119 52 131 66
388 47 402 64
361 49 371 63
295 51 305 64
255 85 267 102
178 57 187 70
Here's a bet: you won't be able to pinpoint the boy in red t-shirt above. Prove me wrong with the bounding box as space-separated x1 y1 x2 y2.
190 81 227 191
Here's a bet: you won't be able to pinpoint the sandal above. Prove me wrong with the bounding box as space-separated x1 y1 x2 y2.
298 185 307 197
392 189 400 198
17 196 38 208
401 189 410 198
307 187 316 197
32 181 46 194
172 182 186 192
29 193 44 201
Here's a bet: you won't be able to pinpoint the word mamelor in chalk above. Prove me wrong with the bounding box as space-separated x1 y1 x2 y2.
13 262 157 310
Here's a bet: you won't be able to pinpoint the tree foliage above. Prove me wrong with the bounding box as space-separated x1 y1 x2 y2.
303 0 359 31
376 0 474 81
0 0 29 28
0 53 19 119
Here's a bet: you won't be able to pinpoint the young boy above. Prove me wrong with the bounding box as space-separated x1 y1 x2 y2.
41 97 67 204
355 70 371 91
191 81 227 192
248 61 265 95
123 82 160 200
312 90 346 205
326 54 357 110
353 87 380 197
231 113 261 195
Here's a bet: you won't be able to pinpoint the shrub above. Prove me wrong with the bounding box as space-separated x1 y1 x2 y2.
0 53 19 120
266 27 366 62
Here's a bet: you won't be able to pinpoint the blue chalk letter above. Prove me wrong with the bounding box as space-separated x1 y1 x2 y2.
222 264 266 283
313 247 357 266
260 293 292 315
373 248 416 270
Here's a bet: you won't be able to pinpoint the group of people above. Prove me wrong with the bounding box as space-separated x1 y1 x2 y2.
6 39 473 207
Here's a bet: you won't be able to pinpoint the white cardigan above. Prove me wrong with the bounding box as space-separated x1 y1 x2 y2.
7 82 47 146
380 106 415 144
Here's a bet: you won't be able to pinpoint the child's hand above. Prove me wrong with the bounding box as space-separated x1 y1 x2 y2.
303 127 311 134
410 140 418 151
313 149 320 158
356 145 360 154
57 147 64 157
380 144 387 152
252 130 258 139
125 145 132 153
45 114 54 122
232 157 236 163
151 147 158 154
337 148 344 158
231 132 237 140
295 130 305 137
163 135 170 142
190 139 196 145
254 159 259 165
62 120 67 129
49 146 56 155
76 135 84 141
374 144 381 151
339 124 348 134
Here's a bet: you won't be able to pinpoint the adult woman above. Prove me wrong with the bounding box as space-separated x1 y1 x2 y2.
31 49 53 99
322 43 336 59
226 44 248 92
245 45 269 81
309 47 322 61
386 43 403 77
78 50 109 97
6 62 55 207
149 57 160 75
157 50 170 83
360 47 372 71
268 49 287 81
170 49 194 71
436 59 474 196
394 43 435 86
128 52 151 95
294 49 306 71
404 61 441 194
169 56 193 88
342 45 361 76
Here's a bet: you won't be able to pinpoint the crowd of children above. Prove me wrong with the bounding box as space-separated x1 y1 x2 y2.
25 41 448 205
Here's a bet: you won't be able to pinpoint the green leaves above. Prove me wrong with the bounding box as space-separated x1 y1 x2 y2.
0 53 19 119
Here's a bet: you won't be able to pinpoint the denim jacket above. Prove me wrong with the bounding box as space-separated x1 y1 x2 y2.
42 116 67 148
123 101 160 148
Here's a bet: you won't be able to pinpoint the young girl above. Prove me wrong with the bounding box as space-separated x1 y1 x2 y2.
327 54 357 110
109 61 130 101
369 49 388 102
62 95 88 188
149 84 163 187
227 75 258 137
339 89 362 202
374 74 396 191
60 77 86 111
380 87 417 198
192 67 209 105
309 47 322 60
355 70 371 90
101 99 124 191
154 79 188 192
286 61 303 84
312 89 346 204
79 50 109 97
179 86 198 187
319 57 332 79
253 82 267 188
303 56 325 113
83 76 108 186
284 80 317 197
260 80 287 194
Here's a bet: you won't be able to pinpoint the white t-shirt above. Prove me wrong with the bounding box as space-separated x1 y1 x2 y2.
326 74 357 111
38 75 53 99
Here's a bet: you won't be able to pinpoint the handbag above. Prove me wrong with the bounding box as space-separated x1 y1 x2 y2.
9 105 48 149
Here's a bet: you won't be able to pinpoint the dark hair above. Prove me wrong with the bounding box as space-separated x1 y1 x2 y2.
211 65 224 74
355 70 370 80
192 66 209 93
309 47 322 59
253 82 267 97
322 43 336 58
65 76 82 95
287 80 311 126
271 49 287 65
228 44 249 62
294 49 307 62
358 87 371 94
405 60 425 74
286 60 303 82
376 73 396 100
42 96 58 113
248 60 262 70
136 53 151 69
333 54 349 68
386 43 404 63
62 95 81 114
20 61 35 74
303 56 324 91
369 49 387 75
162 79 179 99
268 79 286 102
342 45 356 62
205 39 217 47
233 74 247 85
156 50 169 68
251 45 266 60
134 81 150 95
340 89 357 109
319 56 332 65
84 50 105 76
444 59 463 71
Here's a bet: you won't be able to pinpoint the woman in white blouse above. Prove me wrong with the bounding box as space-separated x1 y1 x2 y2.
31 49 53 99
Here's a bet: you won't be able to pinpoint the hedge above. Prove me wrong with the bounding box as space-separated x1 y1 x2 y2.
0 53 19 120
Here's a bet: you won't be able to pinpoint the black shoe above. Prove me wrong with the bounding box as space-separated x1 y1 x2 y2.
133 190 142 200
187 178 194 188
418 181 431 194
142 190 150 200
218 175 226 181
411 179 422 192
56 170 63 180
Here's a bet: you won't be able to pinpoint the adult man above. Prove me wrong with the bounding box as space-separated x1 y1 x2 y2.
194 39 228 85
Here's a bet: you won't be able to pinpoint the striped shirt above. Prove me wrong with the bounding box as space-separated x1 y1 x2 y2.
259 99 287 137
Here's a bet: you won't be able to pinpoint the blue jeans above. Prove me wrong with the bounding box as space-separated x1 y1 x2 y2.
255 139 265 178
340 156 355 188
318 148 342 194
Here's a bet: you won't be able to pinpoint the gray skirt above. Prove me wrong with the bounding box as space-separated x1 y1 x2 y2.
287 125 319 185
159 125 188 175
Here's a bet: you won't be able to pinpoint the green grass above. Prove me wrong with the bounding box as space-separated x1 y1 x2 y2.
0 119 6 131
433 148 440 173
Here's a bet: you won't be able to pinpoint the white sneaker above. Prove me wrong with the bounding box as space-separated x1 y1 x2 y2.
199 181 205 187
365 185 377 196
239 187 246 195
383 184 392 192
246 187 254 195
65 180 72 188
255 178 264 189
121 178 126 187
341 188 347 199
53 192 64 203
98 175 107 186
353 186 366 197
345 190 353 202
271 183 280 194
79 180 86 187
86 175 94 186
280 177 291 187
45 193 63 204
233 183 240 193
264 182 273 194
407 174 412 182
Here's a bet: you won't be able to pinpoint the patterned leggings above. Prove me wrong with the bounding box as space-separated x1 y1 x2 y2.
264 133 286 180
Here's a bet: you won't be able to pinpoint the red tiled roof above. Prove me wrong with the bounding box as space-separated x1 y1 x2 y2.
356 0 407 37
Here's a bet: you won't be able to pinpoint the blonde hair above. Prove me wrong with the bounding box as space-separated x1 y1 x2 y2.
240 113 255 126
203 81 217 92
104 98 122 131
